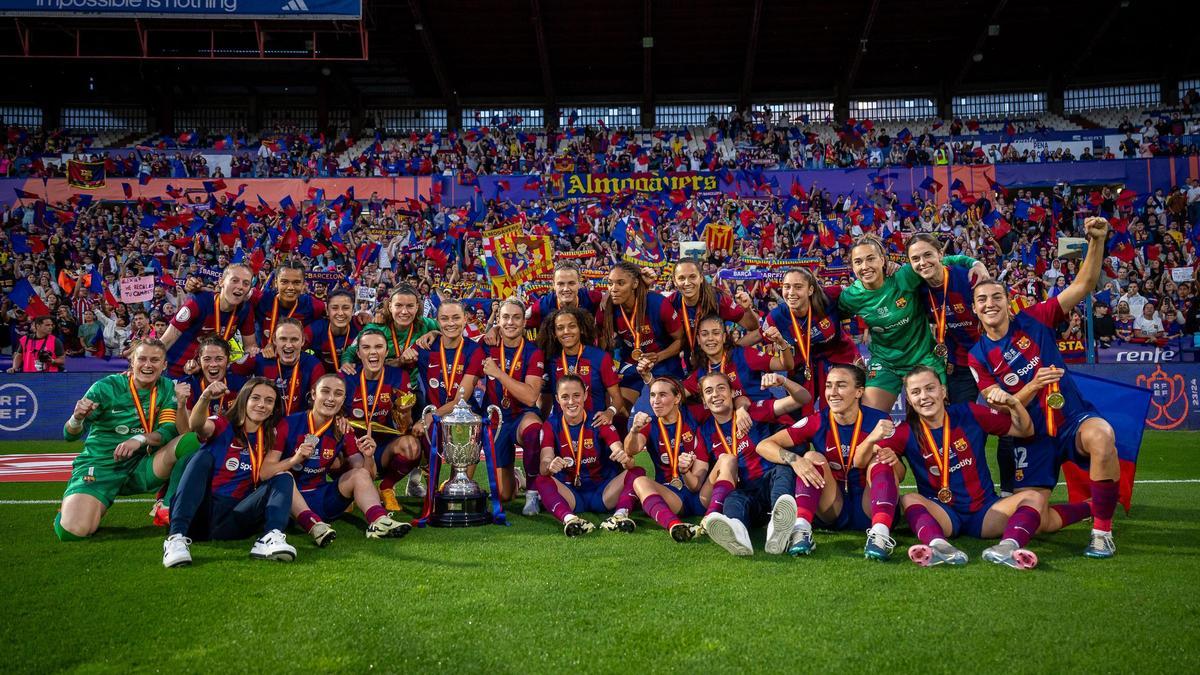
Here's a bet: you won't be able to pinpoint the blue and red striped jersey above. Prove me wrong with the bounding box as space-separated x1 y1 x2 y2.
277 411 359 492
167 291 255 376
544 345 620 415
636 411 707 485
920 265 980 367
784 405 891 490
548 413 621 488
204 416 284 500
484 340 545 422
415 337 485 409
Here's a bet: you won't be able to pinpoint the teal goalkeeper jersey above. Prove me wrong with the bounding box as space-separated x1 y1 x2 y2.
65 373 179 467
837 255 976 369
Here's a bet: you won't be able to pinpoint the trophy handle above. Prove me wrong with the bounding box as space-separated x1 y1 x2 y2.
486 404 503 439
420 405 437 444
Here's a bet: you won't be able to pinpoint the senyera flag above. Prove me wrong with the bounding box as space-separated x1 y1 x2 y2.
1061 372 1151 512
67 160 106 190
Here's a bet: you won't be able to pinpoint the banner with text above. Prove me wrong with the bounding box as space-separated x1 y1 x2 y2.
0 0 362 19
546 172 721 199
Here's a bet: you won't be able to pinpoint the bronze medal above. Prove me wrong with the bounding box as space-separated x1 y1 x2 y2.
937 487 953 504
631 348 644 361
1046 392 1065 409
501 395 511 409
804 366 812 381
573 475 582 487
934 342 949 359
670 477 683 489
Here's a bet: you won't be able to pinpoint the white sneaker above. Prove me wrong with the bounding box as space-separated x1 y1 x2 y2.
522 489 541 516
405 469 427 498
764 495 797 555
366 515 413 539
163 533 192 568
250 529 297 562
701 513 753 556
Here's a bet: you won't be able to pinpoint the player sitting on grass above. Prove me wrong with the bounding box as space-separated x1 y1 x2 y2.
264 373 411 546
967 217 1120 559
624 377 708 543
861 366 1046 569
162 377 298 567
755 364 901 561
697 371 811 557
55 339 199 541
532 375 643 537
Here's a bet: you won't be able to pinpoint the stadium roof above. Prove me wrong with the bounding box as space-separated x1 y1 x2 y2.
2 0 1198 111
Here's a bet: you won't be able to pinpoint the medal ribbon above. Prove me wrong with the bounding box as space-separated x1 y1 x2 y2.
657 417 682 482
500 339 525 381
390 323 417 359
248 430 265 485
201 375 229 413
562 418 587 484
679 296 695 349
267 296 298 343
213 296 237 340
307 411 335 438
788 306 812 374
439 338 465 403
619 298 641 355
560 345 582 375
1044 382 1061 437
359 369 386 434
327 324 351 371
919 417 952 495
714 418 738 458
281 359 302 415
127 376 157 441
829 411 863 489
927 267 948 346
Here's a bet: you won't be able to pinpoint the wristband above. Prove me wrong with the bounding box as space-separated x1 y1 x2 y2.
131 434 148 447
606 406 618 416
66 416 84 433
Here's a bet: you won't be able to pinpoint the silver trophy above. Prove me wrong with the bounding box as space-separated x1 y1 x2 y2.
423 399 502 527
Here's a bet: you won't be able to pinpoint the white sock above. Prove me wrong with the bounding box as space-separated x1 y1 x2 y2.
930 537 949 548
1000 537 1020 548
871 522 890 537
614 508 629 518
794 517 811 529
1091 528 1110 536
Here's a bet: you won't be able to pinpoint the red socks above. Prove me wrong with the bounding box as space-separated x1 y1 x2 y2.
1090 479 1117 532
705 480 734 516
365 505 388 524
868 463 898 528
297 509 321 532
794 476 820 522
616 467 644 512
380 455 419 492
534 475 573 522
1051 501 1092 528
641 493 681 531
903 503 945 545
1003 505 1041 547
519 424 546 481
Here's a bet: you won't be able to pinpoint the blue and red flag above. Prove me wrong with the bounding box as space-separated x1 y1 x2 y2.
7 278 51 318
1063 372 1150 511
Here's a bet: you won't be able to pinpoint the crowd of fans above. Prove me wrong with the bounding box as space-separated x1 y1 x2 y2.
4 94 1200 180
3 146 1199 370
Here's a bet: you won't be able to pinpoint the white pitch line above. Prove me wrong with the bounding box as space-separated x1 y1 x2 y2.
3 479 1200 505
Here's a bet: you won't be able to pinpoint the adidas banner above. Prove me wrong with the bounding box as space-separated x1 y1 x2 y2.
0 0 361 20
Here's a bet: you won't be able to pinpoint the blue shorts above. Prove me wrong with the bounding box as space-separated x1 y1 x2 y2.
618 363 644 392
934 494 999 538
490 417 520 469
301 481 353 522
664 482 706 517
564 475 617 514
814 483 873 532
1000 411 1097 492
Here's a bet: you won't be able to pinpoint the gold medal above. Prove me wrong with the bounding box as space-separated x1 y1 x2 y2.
501 395 511 409
804 366 812 381
934 342 949 359
1046 392 1065 409
937 487 953 504
670 477 683 489
631 348 644 361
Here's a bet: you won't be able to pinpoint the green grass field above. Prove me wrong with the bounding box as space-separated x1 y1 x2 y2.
2 432 1199 673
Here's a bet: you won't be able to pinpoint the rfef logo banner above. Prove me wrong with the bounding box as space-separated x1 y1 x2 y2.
0 373 111 440
546 172 721 198
1074 363 1200 431
0 0 362 19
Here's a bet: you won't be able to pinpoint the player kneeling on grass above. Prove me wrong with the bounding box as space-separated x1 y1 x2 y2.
756 364 901 561
624 378 709 543
56 339 199 541
162 378 297 567
264 373 412 547
533 375 643 537
861 367 1046 569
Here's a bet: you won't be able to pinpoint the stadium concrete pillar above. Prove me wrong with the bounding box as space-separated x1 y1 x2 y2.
544 103 559 131
249 96 262 134
317 79 329 131
937 81 953 120
834 85 849 124
448 105 461 131
1163 73 1179 106
641 0 653 129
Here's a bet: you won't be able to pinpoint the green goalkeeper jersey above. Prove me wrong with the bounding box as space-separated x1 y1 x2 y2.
64 373 179 467
837 255 976 370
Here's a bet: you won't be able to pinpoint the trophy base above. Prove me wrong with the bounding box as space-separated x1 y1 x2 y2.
431 493 492 527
